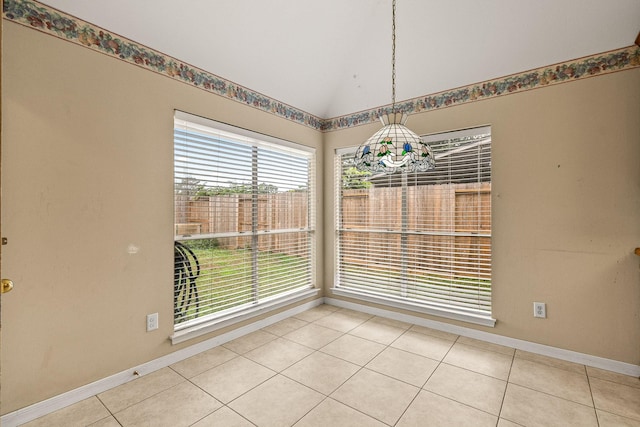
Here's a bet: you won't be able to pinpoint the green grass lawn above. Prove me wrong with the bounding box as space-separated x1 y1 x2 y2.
339 264 491 312
174 246 310 324
174 246 490 325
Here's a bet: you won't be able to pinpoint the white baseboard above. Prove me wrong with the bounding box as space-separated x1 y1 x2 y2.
325 297 640 378
4 295 638 426
0 298 323 427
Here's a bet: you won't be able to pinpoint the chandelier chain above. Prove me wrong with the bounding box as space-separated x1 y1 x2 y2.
354 0 436 174
391 0 396 111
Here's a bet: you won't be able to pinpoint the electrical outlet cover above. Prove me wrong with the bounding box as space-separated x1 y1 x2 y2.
533 302 546 318
147 313 159 331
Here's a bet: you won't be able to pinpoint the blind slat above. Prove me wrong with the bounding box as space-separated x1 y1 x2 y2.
174 113 315 328
336 126 492 316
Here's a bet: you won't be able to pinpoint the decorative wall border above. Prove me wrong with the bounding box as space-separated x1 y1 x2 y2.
2 0 325 130
323 45 640 131
4 0 640 133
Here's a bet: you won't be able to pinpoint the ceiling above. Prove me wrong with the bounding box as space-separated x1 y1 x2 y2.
40 0 640 119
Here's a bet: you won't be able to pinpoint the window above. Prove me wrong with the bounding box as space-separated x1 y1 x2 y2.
334 126 493 326
174 111 316 335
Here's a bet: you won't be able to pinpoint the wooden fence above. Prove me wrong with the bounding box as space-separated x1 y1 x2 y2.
175 183 490 279
175 192 310 255
340 182 491 280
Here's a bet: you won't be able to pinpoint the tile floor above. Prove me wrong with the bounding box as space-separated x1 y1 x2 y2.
22 304 640 427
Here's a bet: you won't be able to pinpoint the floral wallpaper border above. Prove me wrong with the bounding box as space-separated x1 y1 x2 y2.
2 0 324 130
324 45 640 132
4 0 640 132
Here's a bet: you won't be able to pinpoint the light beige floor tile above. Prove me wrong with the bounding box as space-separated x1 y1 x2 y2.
497 418 524 427
396 390 498 427
391 330 455 361
244 337 314 371
192 406 255 427
331 368 419 425
424 363 507 415
88 416 122 427
349 319 407 345
223 330 278 354
283 323 343 349
587 366 640 389
320 333 385 365
366 346 438 387
369 315 412 330
229 375 324 427
409 324 459 341
335 308 374 320
170 346 237 378
283 351 360 395
262 316 309 336
515 349 586 374
509 358 592 405
443 342 513 380
98 367 184 413
294 398 387 427
294 305 336 322
114 382 220 427
22 397 110 427
500 383 598 427
319 303 341 311
597 409 640 427
191 356 275 403
313 311 368 332
590 377 640 421
457 336 515 356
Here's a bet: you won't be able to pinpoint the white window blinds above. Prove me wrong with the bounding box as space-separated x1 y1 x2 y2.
335 126 492 324
174 112 315 330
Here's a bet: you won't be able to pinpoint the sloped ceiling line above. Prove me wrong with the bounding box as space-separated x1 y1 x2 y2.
4 0 640 133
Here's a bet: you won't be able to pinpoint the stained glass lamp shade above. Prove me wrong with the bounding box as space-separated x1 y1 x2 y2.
354 112 436 174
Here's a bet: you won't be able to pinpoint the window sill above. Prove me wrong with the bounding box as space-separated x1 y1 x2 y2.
330 287 496 328
170 287 320 345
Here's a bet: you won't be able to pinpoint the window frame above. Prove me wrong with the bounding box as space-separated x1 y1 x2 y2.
171 111 318 344
332 125 495 327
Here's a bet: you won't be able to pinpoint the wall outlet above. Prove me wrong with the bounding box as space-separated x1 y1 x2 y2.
146 313 159 331
533 302 546 318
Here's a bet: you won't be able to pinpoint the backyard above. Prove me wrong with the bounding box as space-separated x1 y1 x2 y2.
174 243 311 326
174 243 489 325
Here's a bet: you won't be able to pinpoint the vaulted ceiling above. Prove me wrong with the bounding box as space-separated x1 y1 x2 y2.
40 0 640 119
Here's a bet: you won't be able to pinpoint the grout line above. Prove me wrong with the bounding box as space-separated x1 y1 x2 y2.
96 368 187 416
507 382 597 409
182 376 223 424
93 394 123 427
278 317 392 425
496 344 517 422
23 304 631 427
417 388 501 419
291 395 330 426
393 392 420 426
324 355 395 426
584 365 601 427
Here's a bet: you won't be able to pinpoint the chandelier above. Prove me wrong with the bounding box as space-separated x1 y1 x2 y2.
354 0 436 174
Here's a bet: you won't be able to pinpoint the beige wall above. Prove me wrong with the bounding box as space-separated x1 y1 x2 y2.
1 22 324 413
2 17 640 415
324 68 640 365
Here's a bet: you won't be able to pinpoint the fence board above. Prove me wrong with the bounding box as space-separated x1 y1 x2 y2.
340 183 491 281
175 183 490 279
175 192 309 256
